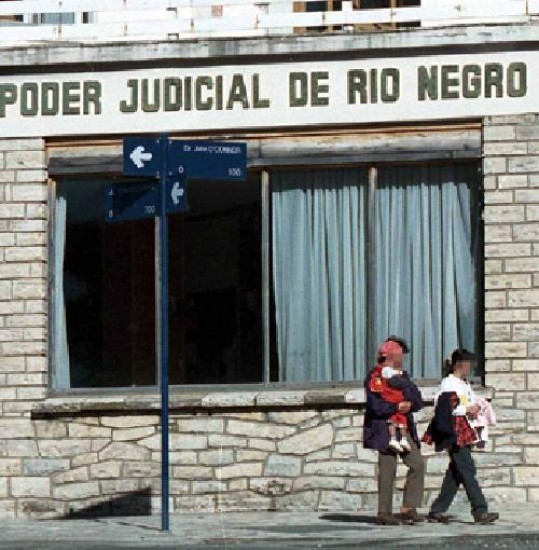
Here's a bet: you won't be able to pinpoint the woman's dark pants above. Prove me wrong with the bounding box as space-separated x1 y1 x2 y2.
429 444 488 518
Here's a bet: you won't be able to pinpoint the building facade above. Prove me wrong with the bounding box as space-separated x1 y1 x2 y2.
0 4 538 518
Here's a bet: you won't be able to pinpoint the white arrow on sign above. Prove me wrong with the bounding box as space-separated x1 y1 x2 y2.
130 146 153 169
171 181 184 205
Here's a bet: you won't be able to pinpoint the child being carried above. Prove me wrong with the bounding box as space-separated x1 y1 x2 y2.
380 365 411 454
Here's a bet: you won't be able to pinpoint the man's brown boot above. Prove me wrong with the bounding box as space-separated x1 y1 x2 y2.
376 513 401 526
400 509 425 523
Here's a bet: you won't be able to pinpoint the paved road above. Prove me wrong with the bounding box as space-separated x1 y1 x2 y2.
1 505 539 550
2 534 539 550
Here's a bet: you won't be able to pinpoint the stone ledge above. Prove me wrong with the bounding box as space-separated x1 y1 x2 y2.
3 24 539 70
31 383 494 418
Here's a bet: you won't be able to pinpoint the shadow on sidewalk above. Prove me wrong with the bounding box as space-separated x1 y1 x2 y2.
320 513 378 525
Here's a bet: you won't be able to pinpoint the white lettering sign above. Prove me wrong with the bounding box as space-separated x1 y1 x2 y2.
0 51 535 138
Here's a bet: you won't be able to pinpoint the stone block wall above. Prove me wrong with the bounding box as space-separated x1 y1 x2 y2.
0 138 48 517
483 113 539 503
0 407 427 516
0 397 526 519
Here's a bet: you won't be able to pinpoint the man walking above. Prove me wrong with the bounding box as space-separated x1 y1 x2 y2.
363 336 425 525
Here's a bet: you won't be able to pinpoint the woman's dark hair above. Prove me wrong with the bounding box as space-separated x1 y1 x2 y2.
443 348 476 376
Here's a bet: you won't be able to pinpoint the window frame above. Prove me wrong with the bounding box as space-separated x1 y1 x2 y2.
48 140 484 394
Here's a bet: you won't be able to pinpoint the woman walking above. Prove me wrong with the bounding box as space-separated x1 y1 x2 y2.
424 349 499 524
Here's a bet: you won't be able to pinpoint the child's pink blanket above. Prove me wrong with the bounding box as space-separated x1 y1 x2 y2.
470 396 496 442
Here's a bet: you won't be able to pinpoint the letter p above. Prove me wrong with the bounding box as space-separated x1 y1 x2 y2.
0 84 17 118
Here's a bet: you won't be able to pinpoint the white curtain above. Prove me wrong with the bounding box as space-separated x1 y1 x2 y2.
54 195 70 389
374 163 478 378
272 163 478 382
272 168 369 382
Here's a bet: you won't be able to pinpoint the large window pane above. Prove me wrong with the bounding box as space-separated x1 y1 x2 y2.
39 13 76 24
271 168 369 382
271 162 480 383
53 162 479 389
54 179 156 389
178 177 263 385
53 174 262 389
374 163 480 378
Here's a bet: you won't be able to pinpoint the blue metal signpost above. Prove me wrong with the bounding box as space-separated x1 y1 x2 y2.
119 135 246 532
158 135 170 533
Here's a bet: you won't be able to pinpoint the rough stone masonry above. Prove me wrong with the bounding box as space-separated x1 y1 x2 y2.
0 115 537 518
482 113 539 502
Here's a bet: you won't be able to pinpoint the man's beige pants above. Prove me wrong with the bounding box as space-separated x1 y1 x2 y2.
377 433 425 515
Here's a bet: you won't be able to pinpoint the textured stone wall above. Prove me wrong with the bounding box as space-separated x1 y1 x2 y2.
0 408 428 517
483 114 539 504
1 399 526 519
0 138 48 517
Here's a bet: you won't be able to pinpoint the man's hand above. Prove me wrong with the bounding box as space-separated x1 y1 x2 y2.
398 401 412 413
467 404 480 418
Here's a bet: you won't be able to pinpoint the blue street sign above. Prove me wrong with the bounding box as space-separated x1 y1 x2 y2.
123 137 161 176
168 140 247 181
105 181 158 222
165 178 188 214
116 135 247 533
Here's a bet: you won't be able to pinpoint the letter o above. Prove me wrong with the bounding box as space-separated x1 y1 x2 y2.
507 62 527 98
21 83 39 116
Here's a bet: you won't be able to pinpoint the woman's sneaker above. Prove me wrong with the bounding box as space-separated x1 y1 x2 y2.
427 512 451 524
388 439 403 453
473 512 499 524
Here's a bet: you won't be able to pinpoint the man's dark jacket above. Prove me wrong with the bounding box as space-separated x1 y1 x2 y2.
363 367 423 452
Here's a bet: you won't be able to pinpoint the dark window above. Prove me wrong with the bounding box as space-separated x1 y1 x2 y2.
53 175 262 389
52 161 481 389
359 0 419 8
306 1 342 11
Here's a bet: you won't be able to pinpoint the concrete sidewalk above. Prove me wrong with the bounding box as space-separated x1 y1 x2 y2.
1 503 539 549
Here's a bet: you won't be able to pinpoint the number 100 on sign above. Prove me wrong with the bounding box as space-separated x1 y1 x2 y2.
169 140 247 182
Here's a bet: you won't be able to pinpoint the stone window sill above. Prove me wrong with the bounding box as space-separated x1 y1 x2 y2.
32 383 494 418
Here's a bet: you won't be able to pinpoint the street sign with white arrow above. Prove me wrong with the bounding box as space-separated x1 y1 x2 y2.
123 137 160 176
130 146 153 169
165 178 188 214
117 135 246 533
105 181 158 222
105 179 189 221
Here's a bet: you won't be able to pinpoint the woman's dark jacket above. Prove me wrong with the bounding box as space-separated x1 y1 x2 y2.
362 367 423 452
423 392 456 452
423 391 478 451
